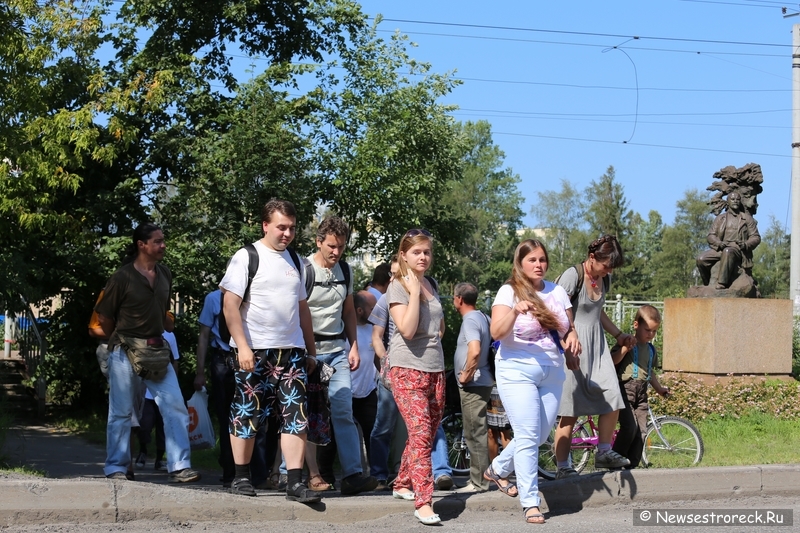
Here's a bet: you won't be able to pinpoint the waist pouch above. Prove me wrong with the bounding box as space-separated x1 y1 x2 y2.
118 334 172 380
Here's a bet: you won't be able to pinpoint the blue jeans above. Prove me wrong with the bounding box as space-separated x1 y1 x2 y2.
432 424 452 479
370 379 452 480
369 379 398 480
491 358 565 508
105 346 192 476
316 350 363 477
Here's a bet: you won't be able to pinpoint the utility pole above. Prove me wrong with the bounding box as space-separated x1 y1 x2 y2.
790 21 800 313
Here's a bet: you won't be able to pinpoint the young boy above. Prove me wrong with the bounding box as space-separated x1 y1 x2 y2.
611 305 670 468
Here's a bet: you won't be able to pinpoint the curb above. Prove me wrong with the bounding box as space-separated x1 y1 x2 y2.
2 465 800 525
540 464 800 512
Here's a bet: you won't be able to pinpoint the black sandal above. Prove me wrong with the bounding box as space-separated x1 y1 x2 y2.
286 481 322 504
229 477 257 497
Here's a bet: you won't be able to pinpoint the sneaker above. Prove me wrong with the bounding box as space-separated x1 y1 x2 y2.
594 450 631 469
106 471 127 480
154 459 166 471
374 479 391 492
435 474 454 490
125 470 135 481
286 482 322 504
229 477 257 497
555 466 579 479
277 474 288 492
169 468 201 483
340 473 379 495
134 452 146 469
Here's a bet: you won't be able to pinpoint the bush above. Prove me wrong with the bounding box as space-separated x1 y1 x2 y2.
651 374 800 422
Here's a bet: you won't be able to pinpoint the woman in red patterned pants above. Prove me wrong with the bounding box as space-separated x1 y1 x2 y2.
386 229 446 525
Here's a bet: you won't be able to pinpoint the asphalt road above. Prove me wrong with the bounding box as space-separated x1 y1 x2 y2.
1 495 796 533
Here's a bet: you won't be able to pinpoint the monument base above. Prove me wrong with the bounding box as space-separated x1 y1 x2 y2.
662 298 792 375
660 371 795 386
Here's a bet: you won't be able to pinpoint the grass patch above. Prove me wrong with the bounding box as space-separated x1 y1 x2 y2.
49 410 107 445
695 411 800 467
0 465 47 477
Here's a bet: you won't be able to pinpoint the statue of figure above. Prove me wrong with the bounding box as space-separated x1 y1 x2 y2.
690 163 763 298
696 191 760 289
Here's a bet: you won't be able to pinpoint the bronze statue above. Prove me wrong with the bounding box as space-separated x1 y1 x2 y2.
690 163 762 298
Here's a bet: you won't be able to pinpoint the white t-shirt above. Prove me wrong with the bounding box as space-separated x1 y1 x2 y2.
219 240 306 350
351 323 378 398
492 281 571 366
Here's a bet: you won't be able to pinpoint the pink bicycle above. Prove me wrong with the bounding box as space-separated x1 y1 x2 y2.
537 404 704 479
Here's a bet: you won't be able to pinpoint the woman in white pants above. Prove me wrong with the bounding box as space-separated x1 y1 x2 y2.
485 239 580 524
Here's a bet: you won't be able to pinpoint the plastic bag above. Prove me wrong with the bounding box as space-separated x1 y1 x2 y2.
186 387 216 450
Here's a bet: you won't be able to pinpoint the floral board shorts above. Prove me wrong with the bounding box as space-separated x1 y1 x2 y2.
229 347 309 439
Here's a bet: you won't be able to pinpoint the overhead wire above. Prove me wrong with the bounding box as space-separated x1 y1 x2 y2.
491 130 791 159
376 18 791 48
375 29 788 58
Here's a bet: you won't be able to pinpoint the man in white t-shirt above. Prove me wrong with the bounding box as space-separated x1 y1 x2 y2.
219 199 319 503
306 216 377 495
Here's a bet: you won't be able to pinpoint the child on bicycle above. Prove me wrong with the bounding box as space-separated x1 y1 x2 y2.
610 305 670 468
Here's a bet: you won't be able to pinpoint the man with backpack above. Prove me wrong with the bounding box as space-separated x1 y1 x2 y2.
453 282 494 493
219 199 319 503
305 216 378 495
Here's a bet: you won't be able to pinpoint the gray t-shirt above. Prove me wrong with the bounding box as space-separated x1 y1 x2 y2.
454 310 493 388
386 279 445 373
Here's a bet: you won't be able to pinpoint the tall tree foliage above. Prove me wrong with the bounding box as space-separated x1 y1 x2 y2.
530 179 589 279
651 189 711 297
443 121 524 292
752 216 790 298
309 21 465 268
585 165 633 242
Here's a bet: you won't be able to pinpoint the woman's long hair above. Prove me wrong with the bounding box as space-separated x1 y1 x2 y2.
395 230 433 295
507 239 561 331
587 234 625 268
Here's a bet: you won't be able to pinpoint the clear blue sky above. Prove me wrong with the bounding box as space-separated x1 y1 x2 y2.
355 0 795 229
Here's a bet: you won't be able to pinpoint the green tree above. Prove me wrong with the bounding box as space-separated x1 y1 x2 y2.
584 165 633 242
752 216 790 298
529 179 589 279
651 189 712 297
308 20 465 272
443 121 524 293
0 0 367 408
623 210 664 299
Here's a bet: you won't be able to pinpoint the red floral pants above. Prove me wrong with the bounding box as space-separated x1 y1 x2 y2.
390 367 445 508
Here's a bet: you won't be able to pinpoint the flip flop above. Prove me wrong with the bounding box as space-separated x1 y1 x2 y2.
524 507 546 524
483 464 518 497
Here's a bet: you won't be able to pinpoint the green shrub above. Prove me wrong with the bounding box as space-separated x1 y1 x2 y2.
651 374 800 422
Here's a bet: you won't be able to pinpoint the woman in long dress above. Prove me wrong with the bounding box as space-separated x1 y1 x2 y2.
553 235 635 477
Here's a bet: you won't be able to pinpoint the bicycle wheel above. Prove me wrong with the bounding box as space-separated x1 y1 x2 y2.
537 422 592 480
642 416 704 468
441 412 470 475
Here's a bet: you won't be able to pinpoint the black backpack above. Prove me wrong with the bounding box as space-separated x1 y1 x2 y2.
218 243 302 345
479 312 498 380
302 258 352 299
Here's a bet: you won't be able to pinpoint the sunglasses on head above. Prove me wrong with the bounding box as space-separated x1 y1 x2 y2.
404 228 432 238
